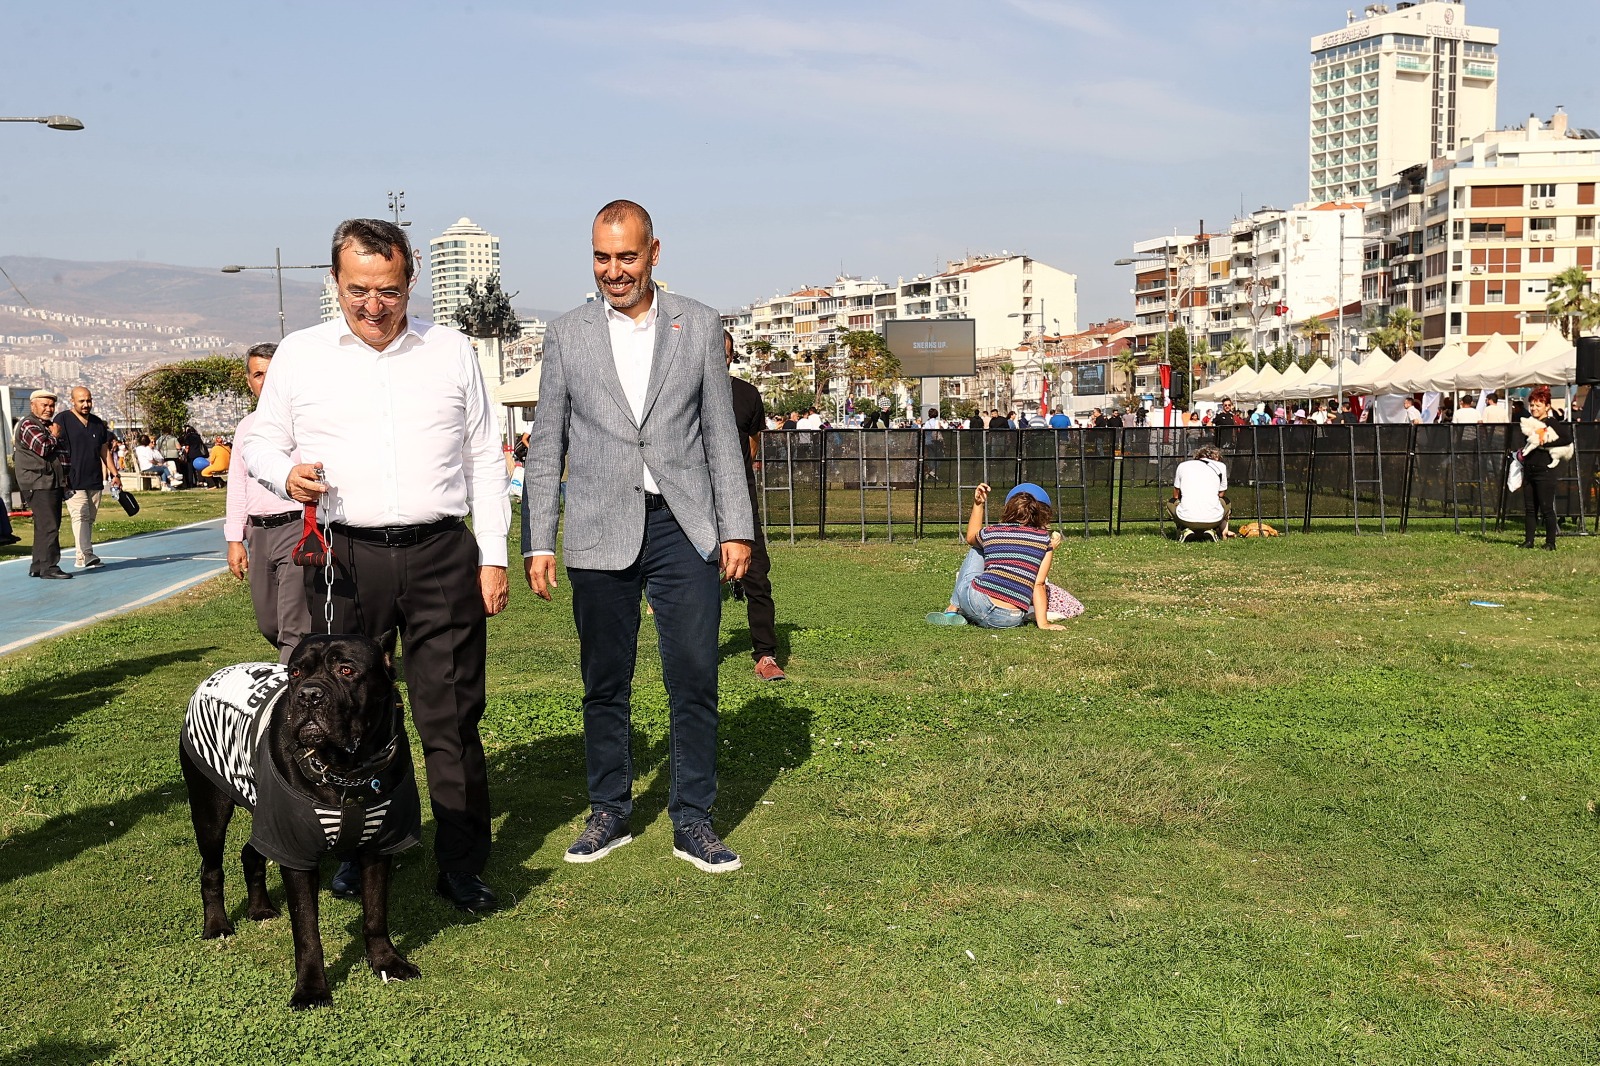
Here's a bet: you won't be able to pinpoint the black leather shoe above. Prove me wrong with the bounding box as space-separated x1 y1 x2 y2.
436 872 498 912
1540 543 1557 551
0 534 19 546
329 860 360 899
1517 541 1536 549
36 568 72 579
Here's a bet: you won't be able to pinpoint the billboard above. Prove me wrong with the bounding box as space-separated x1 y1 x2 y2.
1072 363 1106 396
884 319 977 378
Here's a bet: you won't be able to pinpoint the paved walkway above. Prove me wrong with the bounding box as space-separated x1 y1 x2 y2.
0 518 230 658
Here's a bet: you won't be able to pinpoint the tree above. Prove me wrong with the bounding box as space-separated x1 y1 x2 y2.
838 330 902 401
1219 337 1253 373
1296 316 1330 359
1113 347 1140 400
452 274 521 342
126 355 251 435
1547 266 1600 340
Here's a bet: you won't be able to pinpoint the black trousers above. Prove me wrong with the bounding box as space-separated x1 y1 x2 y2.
307 522 491 873
1524 470 1559 547
741 479 777 661
25 488 63 575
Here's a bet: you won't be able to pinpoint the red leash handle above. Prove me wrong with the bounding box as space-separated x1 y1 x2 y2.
291 504 331 567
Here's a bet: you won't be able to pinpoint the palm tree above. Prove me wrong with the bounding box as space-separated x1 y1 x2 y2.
1547 266 1598 340
1296 316 1330 360
1385 307 1421 357
1113 347 1140 401
1219 337 1252 373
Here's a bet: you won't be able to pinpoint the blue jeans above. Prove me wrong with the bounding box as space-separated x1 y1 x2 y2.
567 505 723 829
950 549 1029 629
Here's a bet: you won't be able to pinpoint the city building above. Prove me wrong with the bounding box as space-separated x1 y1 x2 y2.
895 252 1078 357
1310 1 1498 203
428 217 500 331
1363 109 1600 354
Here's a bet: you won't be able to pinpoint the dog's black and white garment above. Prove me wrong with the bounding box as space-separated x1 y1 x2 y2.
181 662 420 870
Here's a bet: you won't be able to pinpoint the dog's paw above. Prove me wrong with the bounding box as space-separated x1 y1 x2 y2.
369 951 421 983
201 917 235 939
288 986 334 1011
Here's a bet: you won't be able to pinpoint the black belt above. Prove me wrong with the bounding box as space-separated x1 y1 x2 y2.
248 511 299 529
331 517 464 547
644 492 670 511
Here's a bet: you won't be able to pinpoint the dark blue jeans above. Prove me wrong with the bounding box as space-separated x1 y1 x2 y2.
568 506 722 829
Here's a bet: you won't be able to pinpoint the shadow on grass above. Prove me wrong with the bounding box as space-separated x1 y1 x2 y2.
630 689 812 838
0 786 184 888
0 1039 118 1065
718 621 803 666
0 647 216 772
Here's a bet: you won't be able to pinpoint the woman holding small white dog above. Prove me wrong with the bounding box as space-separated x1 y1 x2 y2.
1516 384 1573 551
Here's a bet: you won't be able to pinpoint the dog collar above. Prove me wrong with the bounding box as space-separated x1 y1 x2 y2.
294 736 402 807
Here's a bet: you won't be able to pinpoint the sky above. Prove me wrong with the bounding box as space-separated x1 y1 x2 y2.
5 0 1597 327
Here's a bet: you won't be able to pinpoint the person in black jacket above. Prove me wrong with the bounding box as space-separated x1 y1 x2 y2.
1516 385 1573 551
13 390 72 579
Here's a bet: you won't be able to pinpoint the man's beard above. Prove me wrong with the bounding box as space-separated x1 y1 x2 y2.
603 268 652 311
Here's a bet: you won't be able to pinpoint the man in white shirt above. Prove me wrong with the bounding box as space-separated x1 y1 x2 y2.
796 409 823 430
1166 443 1230 540
241 218 509 914
1402 397 1423 425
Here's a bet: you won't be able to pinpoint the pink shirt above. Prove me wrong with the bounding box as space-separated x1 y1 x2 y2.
224 410 300 542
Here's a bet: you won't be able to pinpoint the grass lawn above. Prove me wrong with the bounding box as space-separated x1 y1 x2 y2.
2 526 1598 1064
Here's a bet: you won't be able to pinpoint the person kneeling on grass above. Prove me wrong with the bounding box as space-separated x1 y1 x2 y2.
927 482 1066 630
1166 443 1230 541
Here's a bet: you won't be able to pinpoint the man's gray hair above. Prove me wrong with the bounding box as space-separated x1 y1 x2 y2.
1195 443 1222 462
246 342 278 361
330 218 415 282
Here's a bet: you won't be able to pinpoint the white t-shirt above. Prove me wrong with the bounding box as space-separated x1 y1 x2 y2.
135 444 165 470
1404 405 1422 424
1173 458 1228 525
1452 406 1480 424
797 414 823 430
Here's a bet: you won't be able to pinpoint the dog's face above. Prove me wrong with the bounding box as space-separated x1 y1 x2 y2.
282 634 395 762
1521 416 1555 446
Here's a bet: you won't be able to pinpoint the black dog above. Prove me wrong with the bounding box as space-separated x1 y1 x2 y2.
179 633 422 1009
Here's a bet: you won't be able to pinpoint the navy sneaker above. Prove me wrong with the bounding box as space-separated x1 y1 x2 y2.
672 821 741 873
330 860 360 899
564 810 632 864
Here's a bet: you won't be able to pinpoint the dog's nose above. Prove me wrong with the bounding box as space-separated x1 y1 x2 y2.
298 685 326 706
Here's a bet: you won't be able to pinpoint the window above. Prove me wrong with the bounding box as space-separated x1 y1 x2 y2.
1578 217 1596 238
1524 279 1549 300
1530 183 1557 198
1486 288 1504 304
1529 216 1556 233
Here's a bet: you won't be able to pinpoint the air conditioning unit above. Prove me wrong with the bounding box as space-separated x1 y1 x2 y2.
1545 197 1557 208
1470 265 1485 274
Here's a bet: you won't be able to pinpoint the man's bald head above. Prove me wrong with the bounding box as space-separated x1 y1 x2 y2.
595 200 653 244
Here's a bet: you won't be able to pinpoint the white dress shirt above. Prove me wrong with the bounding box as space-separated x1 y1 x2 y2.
606 299 661 494
240 314 510 567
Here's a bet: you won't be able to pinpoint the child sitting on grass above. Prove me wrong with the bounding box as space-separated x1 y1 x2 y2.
928 482 1071 630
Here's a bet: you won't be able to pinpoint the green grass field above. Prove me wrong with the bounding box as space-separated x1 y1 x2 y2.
3 515 1598 1064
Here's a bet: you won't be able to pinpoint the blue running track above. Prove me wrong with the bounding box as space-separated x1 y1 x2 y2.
0 518 230 658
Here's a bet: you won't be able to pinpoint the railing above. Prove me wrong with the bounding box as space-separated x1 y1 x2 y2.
750 426 1597 540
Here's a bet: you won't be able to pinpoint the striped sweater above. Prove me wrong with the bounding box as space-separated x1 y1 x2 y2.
971 524 1052 610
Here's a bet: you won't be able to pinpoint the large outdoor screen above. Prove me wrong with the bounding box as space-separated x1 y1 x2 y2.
884 319 977 378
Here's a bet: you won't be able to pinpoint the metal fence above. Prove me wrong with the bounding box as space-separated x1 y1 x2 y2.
753 426 1597 540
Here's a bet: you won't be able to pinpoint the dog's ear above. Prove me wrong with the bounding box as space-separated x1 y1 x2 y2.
378 629 398 677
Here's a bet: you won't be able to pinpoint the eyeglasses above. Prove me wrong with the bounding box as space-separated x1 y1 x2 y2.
342 287 406 306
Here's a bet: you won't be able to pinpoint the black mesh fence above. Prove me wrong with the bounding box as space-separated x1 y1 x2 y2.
748 425 1598 540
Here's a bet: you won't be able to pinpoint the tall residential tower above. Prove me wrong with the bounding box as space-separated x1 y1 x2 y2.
428 217 500 328
1310 1 1498 203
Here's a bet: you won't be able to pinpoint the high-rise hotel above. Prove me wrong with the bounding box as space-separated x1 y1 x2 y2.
429 217 500 328
1310 1 1498 203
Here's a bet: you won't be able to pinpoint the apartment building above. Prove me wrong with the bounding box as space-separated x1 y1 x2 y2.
895 253 1078 357
428 217 501 330
1310 1 1498 203
1364 110 1600 353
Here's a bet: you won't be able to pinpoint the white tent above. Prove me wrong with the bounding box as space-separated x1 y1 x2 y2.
493 366 542 406
1282 359 1332 401
1209 365 1263 402
1402 341 1469 393
1505 331 1575 388
1235 365 1285 404
1448 333 1521 392
1299 357 1365 400
1368 350 1429 395
1339 350 1396 395
1275 363 1310 404
1194 365 1253 403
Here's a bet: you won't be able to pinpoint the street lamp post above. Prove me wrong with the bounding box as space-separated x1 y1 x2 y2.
220 249 333 339
1115 250 1185 421
0 115 85 131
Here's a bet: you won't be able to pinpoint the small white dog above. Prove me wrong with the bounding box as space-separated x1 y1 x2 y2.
1520 416 1575 465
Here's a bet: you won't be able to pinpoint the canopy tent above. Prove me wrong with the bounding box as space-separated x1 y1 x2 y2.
1446 333 1521 392
1517 331 1577 387
1233 365 1285 404
1338 350 1396 395
492 366 542 406
1193 365 1254 403
1495 331 1576 388
1368 350 1429 395
1393 341 1467 393
1299 357 1365 400
1273 363 1310 404
1281 359 1332 401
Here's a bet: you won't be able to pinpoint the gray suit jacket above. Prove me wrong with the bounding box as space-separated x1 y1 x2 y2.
521 287 753 570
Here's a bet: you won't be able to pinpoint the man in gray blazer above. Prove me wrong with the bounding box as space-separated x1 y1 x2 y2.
522 200 754 873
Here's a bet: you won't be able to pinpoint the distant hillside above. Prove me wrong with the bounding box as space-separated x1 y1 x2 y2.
0 256 326 344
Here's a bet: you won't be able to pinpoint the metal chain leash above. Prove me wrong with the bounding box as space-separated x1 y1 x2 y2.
321 500 335 635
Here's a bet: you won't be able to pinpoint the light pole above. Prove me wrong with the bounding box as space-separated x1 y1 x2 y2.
1116 250 1185 418
0 114 84 130
220 249 333 338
